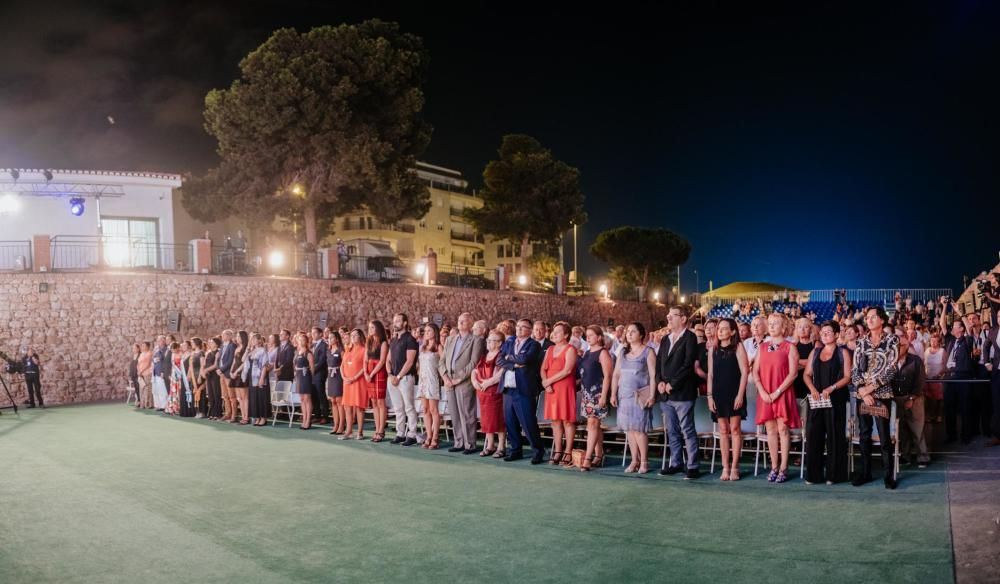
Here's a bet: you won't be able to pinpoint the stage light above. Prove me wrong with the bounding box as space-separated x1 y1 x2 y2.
653 291 661 302
0 193 21 214
517 274 528 286
267 250 285 269
69 197 86 216
681 295 687 304
43 170 53 181
414 262 426 276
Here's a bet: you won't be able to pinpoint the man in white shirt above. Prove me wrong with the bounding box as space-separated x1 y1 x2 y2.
742 315 767 366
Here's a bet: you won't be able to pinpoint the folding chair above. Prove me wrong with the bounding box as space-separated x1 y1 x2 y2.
124 383 137 406
270 380 301 427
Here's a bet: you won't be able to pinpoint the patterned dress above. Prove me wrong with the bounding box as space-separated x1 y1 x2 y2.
168 354 190 416
578 348 609 419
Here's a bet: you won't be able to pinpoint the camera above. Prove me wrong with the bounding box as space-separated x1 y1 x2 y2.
941 295 951 304
975 280 990 294
0 350 23 374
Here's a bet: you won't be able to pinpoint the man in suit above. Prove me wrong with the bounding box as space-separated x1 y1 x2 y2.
275 329 295 382
983 322 1000 447
311 327 330 424
439 313 485 454
497 319 546 464
940 302 977 444
533 321 554 352
655 306 701 479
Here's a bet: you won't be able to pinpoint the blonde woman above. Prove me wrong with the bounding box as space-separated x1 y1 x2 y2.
751 312 801 483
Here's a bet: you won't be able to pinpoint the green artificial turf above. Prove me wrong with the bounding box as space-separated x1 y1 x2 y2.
0 404 953 583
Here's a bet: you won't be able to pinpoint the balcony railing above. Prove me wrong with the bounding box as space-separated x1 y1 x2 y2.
0 240 32 271
50 236 196 272
340 218 416 233
450 230 483 244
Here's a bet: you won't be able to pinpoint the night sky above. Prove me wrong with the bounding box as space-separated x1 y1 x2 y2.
2 1 999 293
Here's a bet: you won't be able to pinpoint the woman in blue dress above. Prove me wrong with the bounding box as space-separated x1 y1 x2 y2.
610 322 656 474
577 325 613 471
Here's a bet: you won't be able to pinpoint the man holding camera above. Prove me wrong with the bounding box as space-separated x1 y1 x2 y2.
980 272 1000 328
22 347 43 408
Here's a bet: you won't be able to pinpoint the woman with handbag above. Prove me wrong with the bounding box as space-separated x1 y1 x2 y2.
851 306 900 489
707 318 749 481
610 322 656 474
577 325 613 471
803 321 853 484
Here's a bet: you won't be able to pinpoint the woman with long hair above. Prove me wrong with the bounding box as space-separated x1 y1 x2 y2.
326 329 346 435
294 332 316 430
229 330 250 424
202 337 223 420
245 333 270 426
577 325 612 471
751 312 801 484
365 320 390 442
417 323 443 449
923 329 946 423
341 328 368 440
472 328 506 457
610 322 656 474
707 318 749 481
542 321 578 466
187 338 206 418
129 343 141 407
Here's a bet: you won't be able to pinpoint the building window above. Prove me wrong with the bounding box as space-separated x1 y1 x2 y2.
419 220 427 229
497 244 505 258
513 244 521 257
436 222 444 231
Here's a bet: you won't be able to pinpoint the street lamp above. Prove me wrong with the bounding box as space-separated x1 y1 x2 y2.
653 291 660 303
414 262 426 276
268 250 286 270
517 274 528 286
680 295 687 304
599 282 609 300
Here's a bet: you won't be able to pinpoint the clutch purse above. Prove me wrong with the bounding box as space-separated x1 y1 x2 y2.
807 395 832 409
635 385 652 406
858 401 889 419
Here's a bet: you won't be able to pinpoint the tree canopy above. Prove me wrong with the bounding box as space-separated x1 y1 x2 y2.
590 226 691 289
182 20 432 249
465 134 586 256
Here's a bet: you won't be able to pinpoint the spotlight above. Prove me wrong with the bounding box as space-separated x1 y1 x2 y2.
517 274 528 286
9 170 19 181
69 197 86 216
653 291 661 302
267 250 285 269
681 295 687 304
414 262 426 276
43 170 53 181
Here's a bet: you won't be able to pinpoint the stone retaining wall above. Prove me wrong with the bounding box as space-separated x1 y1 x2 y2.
0 273 668 405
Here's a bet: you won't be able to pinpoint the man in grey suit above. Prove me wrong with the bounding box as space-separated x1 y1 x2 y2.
439 312 485 454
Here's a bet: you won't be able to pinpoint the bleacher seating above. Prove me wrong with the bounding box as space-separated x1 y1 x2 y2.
707 301 840 323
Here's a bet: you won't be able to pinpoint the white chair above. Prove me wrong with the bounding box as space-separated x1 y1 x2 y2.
124 383 137 406
693 397 716 472
754 422 806 477
848 400 900 478
270 380 301 427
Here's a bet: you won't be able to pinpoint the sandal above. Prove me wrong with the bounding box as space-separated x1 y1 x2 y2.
580 458 592 472
429 440 440 450
548 451 564 465
560 452 574 467
776 470 788 483
338 433 353 440
624 462 639 474
371 433 384 443
638 459 649 474
592 454 605 468
767 468 779 482
355 433 364 440
492 449 504 459
480 447 496 457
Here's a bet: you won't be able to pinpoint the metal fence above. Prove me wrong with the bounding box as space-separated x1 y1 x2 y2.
50 236 195 272
805 288 953 305
0 240 31 271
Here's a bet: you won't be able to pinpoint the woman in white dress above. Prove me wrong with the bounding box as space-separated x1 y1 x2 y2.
417 323 442 449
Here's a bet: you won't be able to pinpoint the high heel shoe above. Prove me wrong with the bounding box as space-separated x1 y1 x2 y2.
560 452 574 467
591 454 605 468
548 451 564 465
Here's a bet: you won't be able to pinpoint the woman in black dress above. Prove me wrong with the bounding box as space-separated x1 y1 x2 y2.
178 341 196 418
229 330 249 425
294 332 316 430
188 338 207 418
326 329 346 435
129 343 140 407
707 317 749 481
202 337 223 420
245 333 270 426
803 321 853 484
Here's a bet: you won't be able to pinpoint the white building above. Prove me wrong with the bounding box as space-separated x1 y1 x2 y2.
0 168 225 271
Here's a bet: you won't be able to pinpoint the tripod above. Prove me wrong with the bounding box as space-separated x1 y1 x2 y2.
0 371 18 416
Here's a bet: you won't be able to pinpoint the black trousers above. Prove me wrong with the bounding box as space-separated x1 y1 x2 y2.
206 377 223 418
944 380 974 443
806 401 848 483
312 371 329 418
25 373 43 406
972 368 993 437
857 402 894 480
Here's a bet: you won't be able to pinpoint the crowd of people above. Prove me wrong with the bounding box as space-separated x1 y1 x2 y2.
127 287 1000 489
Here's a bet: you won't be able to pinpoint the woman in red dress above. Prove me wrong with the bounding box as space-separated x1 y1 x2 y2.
751 312 802 483
541 321 578 466
472 329 506 458
340 329 368 440
364 320 389 442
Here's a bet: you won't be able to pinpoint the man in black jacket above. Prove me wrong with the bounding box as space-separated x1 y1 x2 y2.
984 323 1000 447
275 329 295 382
893 333 929 467
655 306 701 479
311 327 329 424
940 302 977 444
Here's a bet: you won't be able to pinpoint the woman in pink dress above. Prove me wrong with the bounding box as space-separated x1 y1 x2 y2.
751 312 801 483
541 322 578 466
